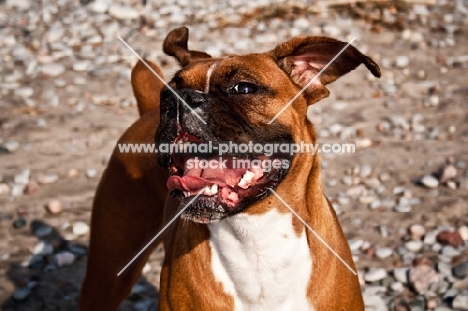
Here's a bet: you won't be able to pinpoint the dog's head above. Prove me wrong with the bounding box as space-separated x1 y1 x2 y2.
156 27 380 224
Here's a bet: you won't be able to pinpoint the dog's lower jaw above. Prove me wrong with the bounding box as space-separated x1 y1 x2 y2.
208 209 314 310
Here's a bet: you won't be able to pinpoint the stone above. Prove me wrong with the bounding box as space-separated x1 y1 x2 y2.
375 247 393 259
45 199 63 214
13 218 27 229
14 169 30 185
36 173 59 184
54 252 75 267
453 262 468 279
437 230 464 247
41 64 65 77
32 224 53 238
86 169 98 179
452 296 468 311
409 265 439 294
409 224 426 240
395 56 409 68
459 226 468 241
73 221 90 236
420 175 439 188
109 5 139 20
32 241 54 255
0 183 10 196
405 240 424 253
12 287 31 301
364 268 388 283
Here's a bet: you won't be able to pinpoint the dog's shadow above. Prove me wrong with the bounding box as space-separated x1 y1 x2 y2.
1 220 159 311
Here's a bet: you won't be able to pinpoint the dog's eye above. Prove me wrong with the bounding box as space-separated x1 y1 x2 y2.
230 82 258 94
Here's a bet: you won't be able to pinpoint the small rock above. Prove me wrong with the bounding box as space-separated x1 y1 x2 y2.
12 287 31 301
375 247 393 259
390 282 404 294
395 56 409 68
10 184 26 197
458 226 468 241
0 183 11 196
32 241 54 255
41 64 65 77
25 181 40 195
86 169 97 179
109 5 139 20
437 230 464 248
438 161 457 183
13 218 27 229
36 173 59 184
2 140 20 152
44 199 63 214
54 252 75 267
72 221 89 236
405 240 424 253
67 169 79 178
409 265 439 294
14 169 30 185
420 175 439 189
394 268 409 283
453 262 468 279
364 268 388 283
409 224 426 240
452 296 468 311
424 230 438 245
348 239 364 252
32 224 53 238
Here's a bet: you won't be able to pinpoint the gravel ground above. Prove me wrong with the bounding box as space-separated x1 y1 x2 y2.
0 0 467 310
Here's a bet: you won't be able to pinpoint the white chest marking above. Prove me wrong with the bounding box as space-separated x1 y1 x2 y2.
208 209 314 311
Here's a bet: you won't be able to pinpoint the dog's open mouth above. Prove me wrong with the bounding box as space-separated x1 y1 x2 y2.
165 132 289 223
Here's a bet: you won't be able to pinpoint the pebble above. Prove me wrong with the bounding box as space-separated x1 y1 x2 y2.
409 225 426 240
394 268 409 283
2 140 20 152
32 224 53 238
453 262 468 279
348 239 364 252
12 287 31 301
405 240 424 253
365 268 388 283
375 247 393 259
437 230 464 248
458 226 468 241
86 169 98 179
13 218 27 229
420 175 439 188
36 173 59 184
395 56 410 68
45 199 63 214
14 169 30 185
54 252 75 267
72 221 90 236
32 241 54 255
109 5 139 20
0 183 11 196
409 265 439 294
438 163 457 183
41 64 65 77
10 184 26 197
453 296 468 310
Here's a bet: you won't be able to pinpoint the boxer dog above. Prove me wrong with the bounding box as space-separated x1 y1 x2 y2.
80 27 380 310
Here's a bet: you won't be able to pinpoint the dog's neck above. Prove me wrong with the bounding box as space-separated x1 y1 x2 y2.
207 209 314 310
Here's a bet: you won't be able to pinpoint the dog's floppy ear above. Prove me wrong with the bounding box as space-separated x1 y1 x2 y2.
270 37 381 100
163 27 212 67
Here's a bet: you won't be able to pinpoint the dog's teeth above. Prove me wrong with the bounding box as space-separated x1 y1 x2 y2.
203 186 212 196
183 191 190 197
238 170 255 189
211 184 218 194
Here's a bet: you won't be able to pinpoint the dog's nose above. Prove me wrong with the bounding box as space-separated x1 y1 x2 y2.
179 89 207 109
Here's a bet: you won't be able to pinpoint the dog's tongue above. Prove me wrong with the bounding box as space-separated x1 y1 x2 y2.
166 157 246 192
